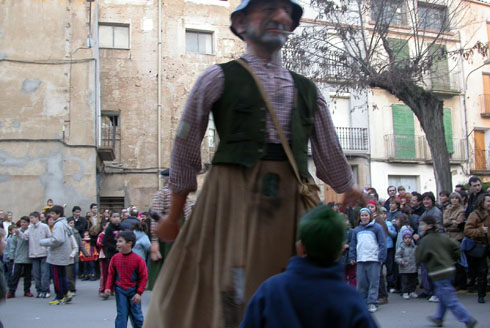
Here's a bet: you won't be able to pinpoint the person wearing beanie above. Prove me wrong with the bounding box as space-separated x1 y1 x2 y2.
144 1 364 327
348 208 387 313
395 230 418 299
240 205 377 328
417 216 478 328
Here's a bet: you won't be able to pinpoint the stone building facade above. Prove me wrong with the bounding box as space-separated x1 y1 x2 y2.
0 0 243 216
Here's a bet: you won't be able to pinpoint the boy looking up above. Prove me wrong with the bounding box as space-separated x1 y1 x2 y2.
240 205 377 328
105 231 148 328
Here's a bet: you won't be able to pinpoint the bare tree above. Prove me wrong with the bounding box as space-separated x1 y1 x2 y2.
284 0 488 193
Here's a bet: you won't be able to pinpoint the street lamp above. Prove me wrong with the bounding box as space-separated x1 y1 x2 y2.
462 57 490 174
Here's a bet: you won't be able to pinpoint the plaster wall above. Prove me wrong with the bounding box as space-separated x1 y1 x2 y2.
459 1 490 171
97 0 243 208
0 0 97 217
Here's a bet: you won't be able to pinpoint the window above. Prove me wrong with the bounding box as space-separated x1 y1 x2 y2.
371 0 406 25
186 30 213 54
101 111 121 161
387 38 410 68
443 108 454 154
418 2 447 31
99 24 130 49
99 197 125 216
429 44 450 90
392 104 415 159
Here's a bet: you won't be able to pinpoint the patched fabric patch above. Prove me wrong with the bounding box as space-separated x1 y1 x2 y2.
176 120 191 140
262 172 280 198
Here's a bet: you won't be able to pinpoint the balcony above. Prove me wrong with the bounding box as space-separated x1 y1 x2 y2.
336 127 369 153
425 70 462 95
99 125 121 162
384 134 466 162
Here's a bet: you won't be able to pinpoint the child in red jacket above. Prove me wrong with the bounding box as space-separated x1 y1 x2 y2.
79 232 98 281
105 230 148 328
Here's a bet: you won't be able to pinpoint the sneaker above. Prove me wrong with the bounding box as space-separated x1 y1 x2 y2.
477 296 485 303
43 293 50 299
24 292 34 297
466 317 478 328
90 274 96 281
367 304 378 313
427 316 443 327
403 293 410 299
48 299 64 305
389 288 396 293
70 291 76 297
6 293 14 299
36 292 42 298
64 291 73 303
418 292 429 299
428 295 439 302
409 292 418 298
101 293 109 300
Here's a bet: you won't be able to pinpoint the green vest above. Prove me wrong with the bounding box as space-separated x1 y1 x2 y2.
211 60 317 179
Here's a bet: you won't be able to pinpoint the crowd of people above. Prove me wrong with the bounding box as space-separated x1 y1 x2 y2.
0 201 152 327
325 175 489 327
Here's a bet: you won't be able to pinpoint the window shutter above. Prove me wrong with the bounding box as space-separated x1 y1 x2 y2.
430 44 450 90
392 104 415 159
443 108 454 154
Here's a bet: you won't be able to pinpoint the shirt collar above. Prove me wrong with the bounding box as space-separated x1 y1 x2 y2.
242 49 283 67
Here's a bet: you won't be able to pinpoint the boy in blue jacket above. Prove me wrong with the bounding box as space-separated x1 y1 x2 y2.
240 205 378 328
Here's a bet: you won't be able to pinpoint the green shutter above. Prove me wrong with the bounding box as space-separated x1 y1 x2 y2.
443 108 454 154
392 104 415 159
430 44 450 90
388 38 410 67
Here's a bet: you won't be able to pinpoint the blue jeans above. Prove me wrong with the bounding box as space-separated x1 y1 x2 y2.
115 286 144 328
357 261 380 305
432 278 472 323
82 261 96 276
32 257 50 293
385 247 396 288
420 264 434 296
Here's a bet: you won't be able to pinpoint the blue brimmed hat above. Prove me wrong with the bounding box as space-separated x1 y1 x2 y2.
230 0 303 40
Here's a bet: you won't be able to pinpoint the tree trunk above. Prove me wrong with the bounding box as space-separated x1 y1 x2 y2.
395 85 453 194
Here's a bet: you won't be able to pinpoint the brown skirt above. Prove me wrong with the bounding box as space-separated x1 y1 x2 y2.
143 161 307 328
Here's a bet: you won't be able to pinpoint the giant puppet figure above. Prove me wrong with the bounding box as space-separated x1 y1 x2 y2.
144 1 363 327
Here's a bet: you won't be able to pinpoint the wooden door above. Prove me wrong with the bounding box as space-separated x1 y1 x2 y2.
474 130 486 170
483 74 490 114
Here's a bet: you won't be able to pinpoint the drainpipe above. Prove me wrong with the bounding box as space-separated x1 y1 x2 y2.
458 30 470 176
157 0 162 189
94 2 101 147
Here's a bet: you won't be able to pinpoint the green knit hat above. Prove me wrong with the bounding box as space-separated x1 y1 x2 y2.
298 204 346 265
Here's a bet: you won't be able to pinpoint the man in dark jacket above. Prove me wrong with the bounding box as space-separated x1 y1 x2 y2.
69 206 88 237
102 212 122 264
465 176 483 218
120 207 140 231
